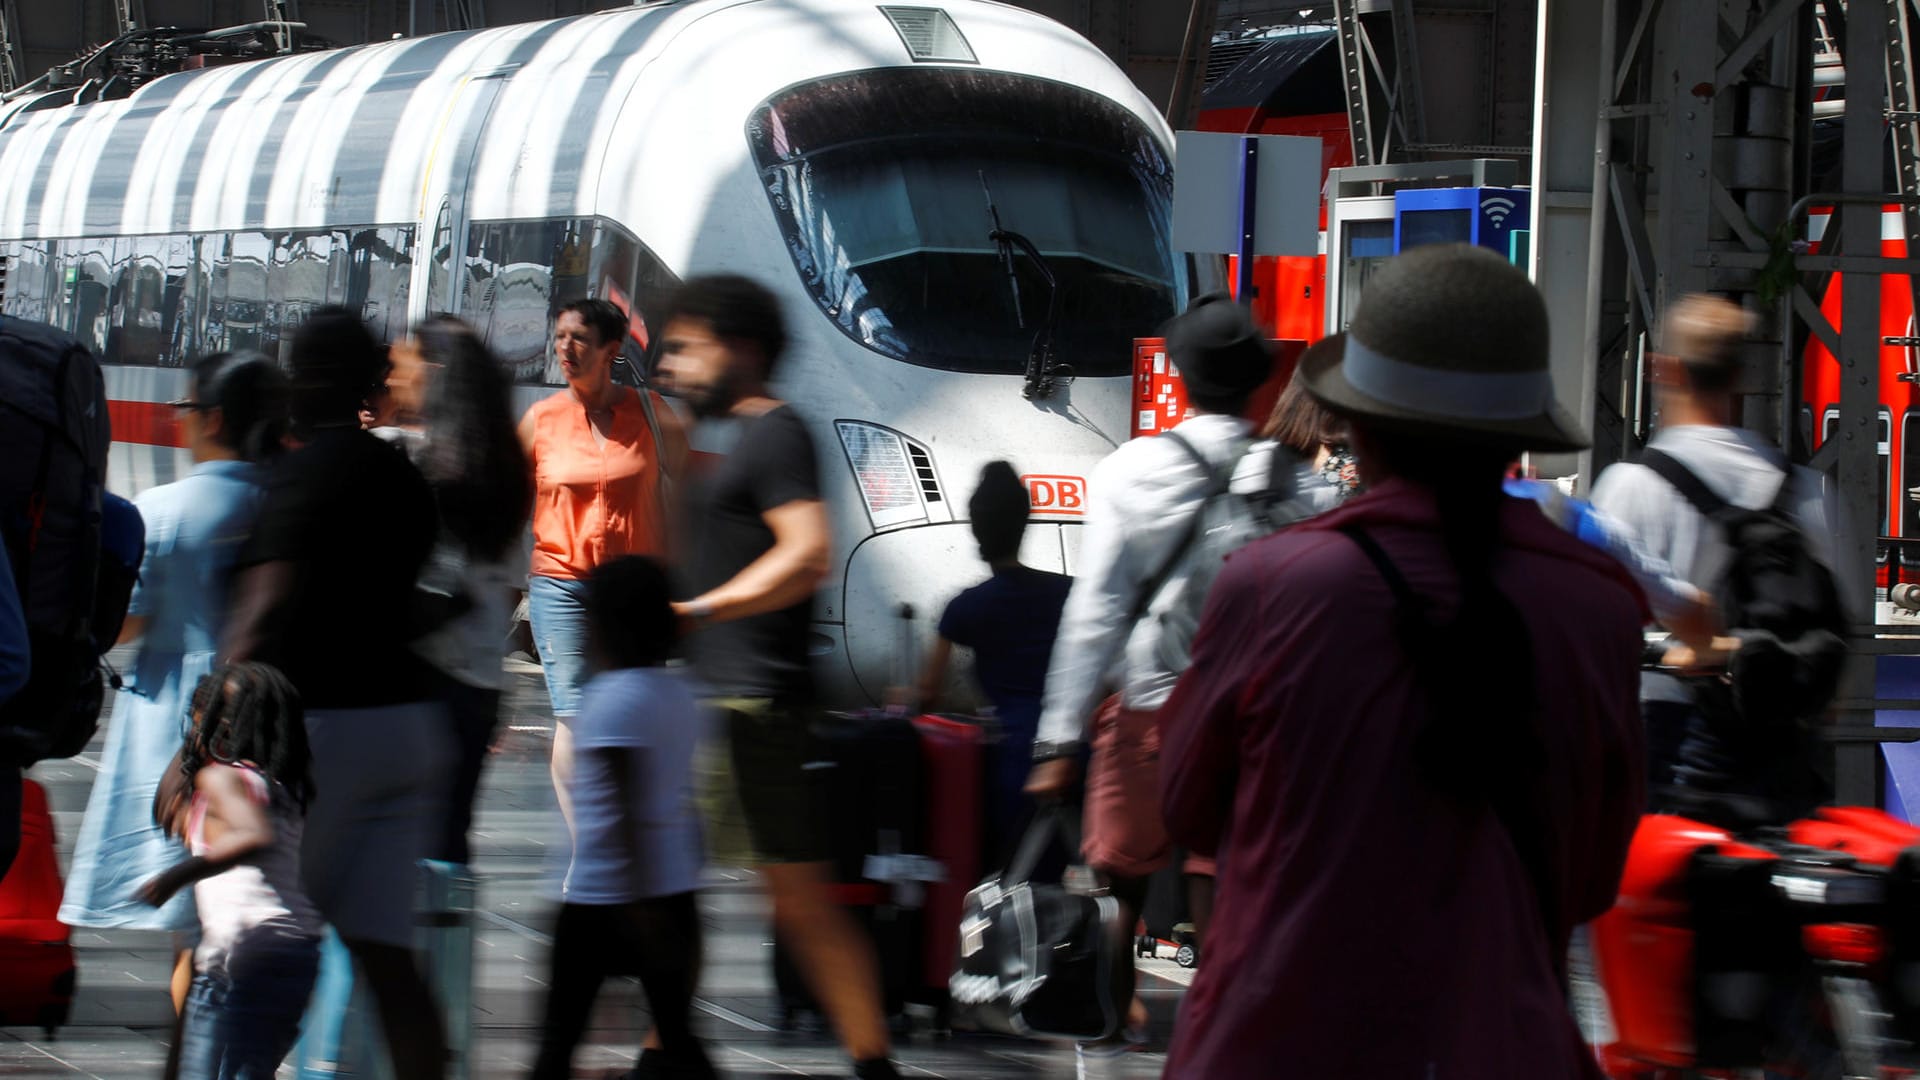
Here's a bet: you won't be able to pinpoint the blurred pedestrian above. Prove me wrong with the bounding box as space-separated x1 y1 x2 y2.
62 351 286 1018
905 461 1070 860
384 316 533 864
1159 245 1645 1078
521 298 686 827
0 527 27 883
141 663 322 1080
658 274 901 1080
530 556 714 1080
1025 292 1275 1067
222 306 448 1079
0 544 22 705
1591 294 1839 814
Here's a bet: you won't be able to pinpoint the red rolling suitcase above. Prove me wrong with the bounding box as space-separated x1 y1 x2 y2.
911 714 984 1014
0 779 76 1034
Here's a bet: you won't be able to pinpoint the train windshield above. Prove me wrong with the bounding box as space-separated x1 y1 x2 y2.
748 69 1178 377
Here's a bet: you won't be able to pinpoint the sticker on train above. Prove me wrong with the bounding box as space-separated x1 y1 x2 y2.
1023 474 1087 516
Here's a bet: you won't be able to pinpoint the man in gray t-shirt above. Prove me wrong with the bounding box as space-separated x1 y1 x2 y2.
1592 295 1835 805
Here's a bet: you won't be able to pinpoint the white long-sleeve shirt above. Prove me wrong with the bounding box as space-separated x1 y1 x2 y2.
1036 414 1258 748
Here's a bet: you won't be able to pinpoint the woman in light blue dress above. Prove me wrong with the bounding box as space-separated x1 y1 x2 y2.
59 351 288 1011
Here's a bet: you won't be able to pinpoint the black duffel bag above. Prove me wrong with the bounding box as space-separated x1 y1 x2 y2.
948 806 1132 1040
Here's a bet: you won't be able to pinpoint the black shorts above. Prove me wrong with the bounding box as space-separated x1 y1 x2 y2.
698 697 829 865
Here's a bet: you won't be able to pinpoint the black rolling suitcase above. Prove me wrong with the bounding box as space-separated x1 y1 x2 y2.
771 710 936 1030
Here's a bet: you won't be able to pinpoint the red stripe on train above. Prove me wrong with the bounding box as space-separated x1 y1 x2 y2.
108 400 187 448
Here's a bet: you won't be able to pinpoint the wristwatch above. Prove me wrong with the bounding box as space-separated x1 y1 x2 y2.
1030 739 1081 764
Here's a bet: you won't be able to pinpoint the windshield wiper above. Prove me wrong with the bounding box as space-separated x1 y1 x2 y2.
982 172 1071 400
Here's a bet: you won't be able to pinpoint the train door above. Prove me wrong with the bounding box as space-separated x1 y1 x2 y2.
409 69 514 321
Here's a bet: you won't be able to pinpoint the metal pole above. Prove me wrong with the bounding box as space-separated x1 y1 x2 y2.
1332 0 1375 166
1237 136 1258 302
1836 0 1889 806
0 0 20 95
1579 0 1628 488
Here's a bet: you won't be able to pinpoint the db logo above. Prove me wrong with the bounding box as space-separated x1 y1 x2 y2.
1022 474 1086 516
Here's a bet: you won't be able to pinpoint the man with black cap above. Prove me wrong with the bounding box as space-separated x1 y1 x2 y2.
1025 292 1273 1064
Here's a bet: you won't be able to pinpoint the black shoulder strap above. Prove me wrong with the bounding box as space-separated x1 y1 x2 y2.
1337 524 1420 612
1767 464 1800 515
1338 523 1562 980
1639 449 1731 518
1127 431 1237 623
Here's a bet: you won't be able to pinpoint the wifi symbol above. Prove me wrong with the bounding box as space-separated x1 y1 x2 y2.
1482 196 1518 228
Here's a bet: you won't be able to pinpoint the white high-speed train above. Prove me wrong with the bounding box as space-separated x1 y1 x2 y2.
0 0 1212 708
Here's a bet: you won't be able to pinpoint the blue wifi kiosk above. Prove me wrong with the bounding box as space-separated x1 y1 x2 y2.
1391 186 1531 264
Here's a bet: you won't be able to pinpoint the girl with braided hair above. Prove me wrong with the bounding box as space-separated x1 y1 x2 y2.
142 662 323 1080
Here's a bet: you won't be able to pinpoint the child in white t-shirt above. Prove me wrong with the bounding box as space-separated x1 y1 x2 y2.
141 662 323 1080
531 555 714 1080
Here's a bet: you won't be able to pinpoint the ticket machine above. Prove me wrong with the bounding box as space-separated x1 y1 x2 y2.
1323 159 1528 333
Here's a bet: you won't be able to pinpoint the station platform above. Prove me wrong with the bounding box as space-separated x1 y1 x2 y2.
2 659 1185 1079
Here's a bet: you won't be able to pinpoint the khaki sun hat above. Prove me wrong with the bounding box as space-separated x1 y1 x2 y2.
1297 244 1587 452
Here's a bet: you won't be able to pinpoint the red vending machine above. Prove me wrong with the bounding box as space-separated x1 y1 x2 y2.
1131 337 1306 439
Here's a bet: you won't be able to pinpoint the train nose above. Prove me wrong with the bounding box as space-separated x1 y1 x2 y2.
838 522 1074 706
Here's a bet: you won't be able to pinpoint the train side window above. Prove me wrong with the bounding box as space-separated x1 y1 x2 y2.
273 231 332 348
172 235 212 366
204 233 232 355
62 237 115 359
3 241 52 324
464 217 592 385
338 226 414 344
590 219 680 365
426 201 454 317
109 236 170 366
223 232 277 361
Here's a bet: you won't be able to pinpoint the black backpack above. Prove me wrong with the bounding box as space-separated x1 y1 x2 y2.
1640 450 1847 732
0 316 129 765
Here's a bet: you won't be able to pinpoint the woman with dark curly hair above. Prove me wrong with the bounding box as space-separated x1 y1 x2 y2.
223 306 447 1079
383 315 534 864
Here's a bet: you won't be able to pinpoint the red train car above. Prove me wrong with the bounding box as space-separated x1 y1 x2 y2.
1801 207 1916 584
1196 30 1351 340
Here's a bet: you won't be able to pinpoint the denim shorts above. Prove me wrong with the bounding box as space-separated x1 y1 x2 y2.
178 935 321 1079
528 575 591 720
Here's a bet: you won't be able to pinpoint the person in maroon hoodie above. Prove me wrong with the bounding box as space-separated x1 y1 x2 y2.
1158 244 1646 1079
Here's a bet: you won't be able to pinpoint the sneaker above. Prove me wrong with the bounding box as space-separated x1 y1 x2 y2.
852 1058 902 1080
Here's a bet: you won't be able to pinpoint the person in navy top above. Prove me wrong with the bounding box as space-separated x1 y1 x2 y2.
909 461 1072 854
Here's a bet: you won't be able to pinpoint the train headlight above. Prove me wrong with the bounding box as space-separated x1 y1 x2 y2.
835 421 927 529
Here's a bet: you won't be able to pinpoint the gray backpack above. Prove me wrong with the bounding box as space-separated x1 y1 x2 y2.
1134 431 1305 675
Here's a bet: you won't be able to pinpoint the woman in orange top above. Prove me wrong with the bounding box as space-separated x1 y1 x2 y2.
520 298 686 820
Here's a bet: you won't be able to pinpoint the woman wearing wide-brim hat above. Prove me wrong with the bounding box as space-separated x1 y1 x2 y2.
1156 244 1647 1079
